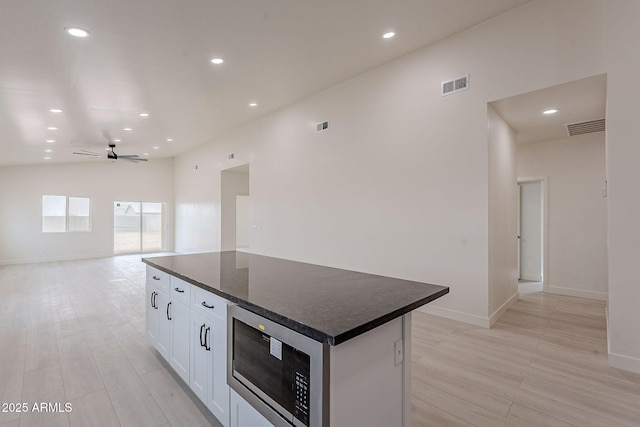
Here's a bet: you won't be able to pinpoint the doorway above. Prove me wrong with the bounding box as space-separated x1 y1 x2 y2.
113 201 164 254
517 178 546 294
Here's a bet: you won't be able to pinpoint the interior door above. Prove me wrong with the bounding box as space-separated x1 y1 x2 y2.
519 181 543 282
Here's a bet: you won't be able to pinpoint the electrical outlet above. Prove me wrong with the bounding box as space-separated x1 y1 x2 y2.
394 339 403 365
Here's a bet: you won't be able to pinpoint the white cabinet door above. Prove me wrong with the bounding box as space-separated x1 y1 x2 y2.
190 303 230 427
170 300 190 383
145 282 159 344
229 389 274 427
156 290 171 361
190 310 210 405
208 318 229 426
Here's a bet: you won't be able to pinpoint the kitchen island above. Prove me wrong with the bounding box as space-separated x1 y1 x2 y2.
143 251 448 427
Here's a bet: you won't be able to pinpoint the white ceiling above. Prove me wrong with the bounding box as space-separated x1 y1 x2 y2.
0 0 533 166
490 74 607 144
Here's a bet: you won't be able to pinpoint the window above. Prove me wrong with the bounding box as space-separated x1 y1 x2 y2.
42 195 91 232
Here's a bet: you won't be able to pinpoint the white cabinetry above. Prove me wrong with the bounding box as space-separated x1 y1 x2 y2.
190 285 229 427
156 290 171 360
145 265 230 427
146 266 171 360
145 281 159 343
169 277 191 383
230 389 274 427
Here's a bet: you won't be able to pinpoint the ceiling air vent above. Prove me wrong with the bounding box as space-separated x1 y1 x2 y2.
441 74 469 96
566 118 605 137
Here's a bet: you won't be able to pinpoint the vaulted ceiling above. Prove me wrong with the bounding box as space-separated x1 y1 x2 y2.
0 0 532 166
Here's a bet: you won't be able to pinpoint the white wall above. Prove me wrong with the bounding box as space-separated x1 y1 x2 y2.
174 152 221 254
174 0 607 327
605 0 640 374
487 105 519 324
518 133 608 300
0 158 174 264
519 182 543 281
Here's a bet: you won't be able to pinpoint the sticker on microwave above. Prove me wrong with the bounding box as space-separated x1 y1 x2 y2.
270 337 282 360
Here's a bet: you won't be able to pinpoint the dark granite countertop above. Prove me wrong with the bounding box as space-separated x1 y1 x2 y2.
142 251 449 345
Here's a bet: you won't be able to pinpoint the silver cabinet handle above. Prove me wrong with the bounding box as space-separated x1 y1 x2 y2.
201 301 214 309
152 275 160 280
174 287 185 293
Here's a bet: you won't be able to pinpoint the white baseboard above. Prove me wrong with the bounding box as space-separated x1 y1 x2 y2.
489 291 519 327
609 351 640 375
0 252 114 266
547 286 608 301
520 273 542 282
417 305 490 328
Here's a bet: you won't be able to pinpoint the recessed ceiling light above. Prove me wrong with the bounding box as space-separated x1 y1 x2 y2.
49 108 63 113
43 156 52 160
143 152 149 156
65 27 89 38
211 58 224 65
543 109 558 115
44 149 53 153
46 139 55 143
123 127 133 131
139 112 149 117
47 126 58 130
113 139 121 142
249 102 258 107
166 138 173 142
153 146 160 149
383 31 395 39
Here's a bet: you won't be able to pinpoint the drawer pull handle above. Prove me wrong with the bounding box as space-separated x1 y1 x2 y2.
152 275 160 281
174 287 185 293
201 301 214 309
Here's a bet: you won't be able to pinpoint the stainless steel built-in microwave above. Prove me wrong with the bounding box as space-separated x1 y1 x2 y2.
227 305 329 427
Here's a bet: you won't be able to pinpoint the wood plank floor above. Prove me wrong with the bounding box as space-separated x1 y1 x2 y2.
412 289 640 427
1 256 639 426
0 255 219 427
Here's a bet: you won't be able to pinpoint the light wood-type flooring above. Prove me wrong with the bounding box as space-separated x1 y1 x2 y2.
1 256 639 426
412 287 640 426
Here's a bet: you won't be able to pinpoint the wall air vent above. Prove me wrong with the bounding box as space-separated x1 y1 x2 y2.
441 74 469 96
316 121 329 133
566 118 605 137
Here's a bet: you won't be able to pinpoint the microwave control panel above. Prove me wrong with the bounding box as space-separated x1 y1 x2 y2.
293 349 310 426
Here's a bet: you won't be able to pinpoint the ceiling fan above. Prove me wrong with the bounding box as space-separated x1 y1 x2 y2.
73 143 148 162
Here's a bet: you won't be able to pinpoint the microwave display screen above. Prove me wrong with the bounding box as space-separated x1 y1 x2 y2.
232 318 311 426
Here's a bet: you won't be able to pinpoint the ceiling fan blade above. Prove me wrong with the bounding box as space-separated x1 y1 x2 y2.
73 151 101 157
121 157 148 162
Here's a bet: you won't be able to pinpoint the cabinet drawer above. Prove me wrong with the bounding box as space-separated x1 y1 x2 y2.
191 285 227 322
171 276 191 305
147 266 170 294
